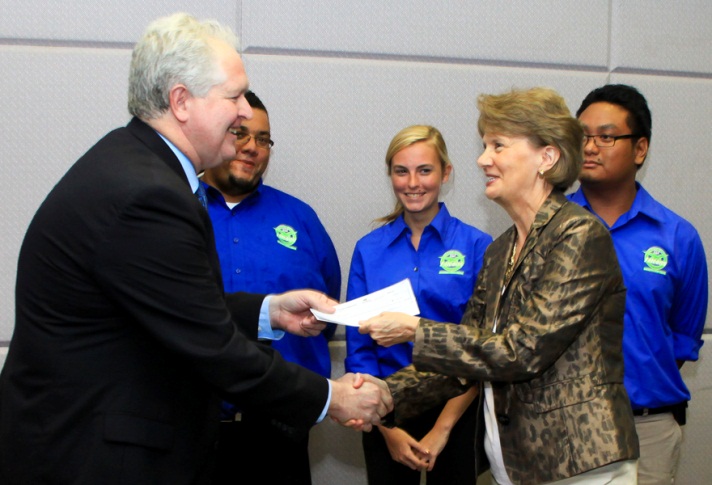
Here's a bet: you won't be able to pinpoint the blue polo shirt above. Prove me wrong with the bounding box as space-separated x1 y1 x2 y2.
204 179 341 378
344 203 492 378
569 184 707 409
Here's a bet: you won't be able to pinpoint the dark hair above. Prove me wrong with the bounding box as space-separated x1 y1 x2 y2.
245 90 268 114
576 84 651 143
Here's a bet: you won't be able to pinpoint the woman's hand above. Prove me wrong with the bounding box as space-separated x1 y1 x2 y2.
358 312 419 347
378 426 430 471
417 427 449 471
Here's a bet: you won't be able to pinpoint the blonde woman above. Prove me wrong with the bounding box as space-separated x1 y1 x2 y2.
345 125 492 484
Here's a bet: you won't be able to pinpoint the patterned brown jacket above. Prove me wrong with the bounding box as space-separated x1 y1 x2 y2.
386 191 639 485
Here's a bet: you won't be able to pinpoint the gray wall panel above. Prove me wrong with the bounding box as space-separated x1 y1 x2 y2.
242 0 610 67
0 46 132 337
0 1 239 43
611 0 712 74
677 347 712 485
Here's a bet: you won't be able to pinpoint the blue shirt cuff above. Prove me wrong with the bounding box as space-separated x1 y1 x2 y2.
258 295 284 340
317 380 331 423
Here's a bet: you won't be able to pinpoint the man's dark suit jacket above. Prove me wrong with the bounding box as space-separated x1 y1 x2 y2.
0 118 328 484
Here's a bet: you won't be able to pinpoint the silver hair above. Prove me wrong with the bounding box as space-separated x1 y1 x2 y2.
128 12 240 120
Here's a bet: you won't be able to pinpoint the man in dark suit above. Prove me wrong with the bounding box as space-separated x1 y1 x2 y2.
0 12 391 485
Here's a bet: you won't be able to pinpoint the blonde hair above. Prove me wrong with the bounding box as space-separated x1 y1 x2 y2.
477 87 583 191
377 125 452 225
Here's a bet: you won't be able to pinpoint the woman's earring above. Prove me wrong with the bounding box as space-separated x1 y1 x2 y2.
538 169 545 177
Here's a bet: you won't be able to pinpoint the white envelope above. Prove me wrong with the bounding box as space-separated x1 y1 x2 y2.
311 278 420 327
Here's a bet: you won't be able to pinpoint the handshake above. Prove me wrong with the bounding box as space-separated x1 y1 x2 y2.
269 290 395 431
327 373 393 432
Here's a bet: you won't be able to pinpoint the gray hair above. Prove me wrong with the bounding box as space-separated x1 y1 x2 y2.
128 12 240 120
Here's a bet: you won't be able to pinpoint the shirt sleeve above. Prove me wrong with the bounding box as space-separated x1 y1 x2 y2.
671 230 708 361
344 245 380 374
316 379 332 423
257 295 285 341
314 218 342 340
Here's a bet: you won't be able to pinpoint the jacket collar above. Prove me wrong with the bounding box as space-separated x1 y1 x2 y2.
532 190 568 231
502 190 568 282
126 117 189 187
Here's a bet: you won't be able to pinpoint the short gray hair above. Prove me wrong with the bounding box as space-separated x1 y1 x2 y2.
128 12 240 120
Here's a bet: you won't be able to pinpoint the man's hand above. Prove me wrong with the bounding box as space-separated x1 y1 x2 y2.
328 373 393 432
358 312 419 347
269 290 337 336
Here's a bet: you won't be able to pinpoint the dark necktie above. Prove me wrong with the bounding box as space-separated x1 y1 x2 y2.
195 183 208 209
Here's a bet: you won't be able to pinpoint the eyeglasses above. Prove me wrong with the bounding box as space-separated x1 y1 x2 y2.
233 129 274 149
582 134 637 148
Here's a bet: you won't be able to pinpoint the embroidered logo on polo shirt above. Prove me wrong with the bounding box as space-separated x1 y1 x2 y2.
274 224 297 250
643 246 668 275
438 250 465 275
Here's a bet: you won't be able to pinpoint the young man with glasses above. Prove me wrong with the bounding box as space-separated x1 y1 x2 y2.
568 84 708 485
201 91 341 485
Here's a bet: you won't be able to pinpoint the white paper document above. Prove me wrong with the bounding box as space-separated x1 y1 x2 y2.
311 278 420 327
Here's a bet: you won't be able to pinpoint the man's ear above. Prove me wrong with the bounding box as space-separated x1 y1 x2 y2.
634 137 649 167
169 84 191 123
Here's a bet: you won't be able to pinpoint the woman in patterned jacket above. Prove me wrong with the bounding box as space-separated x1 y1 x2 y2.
359 87 639 485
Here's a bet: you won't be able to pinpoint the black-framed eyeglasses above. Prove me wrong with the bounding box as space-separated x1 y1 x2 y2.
582 134 638 148
233 130 274 149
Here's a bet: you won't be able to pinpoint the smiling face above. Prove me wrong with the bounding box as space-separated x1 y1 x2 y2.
578 101 648 188
477 133 549 208
202 107 271 202
182 39 252 172
390 141 451 224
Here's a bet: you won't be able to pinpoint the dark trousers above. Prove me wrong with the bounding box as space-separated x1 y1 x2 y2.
362 400 478 485
213 417 311 485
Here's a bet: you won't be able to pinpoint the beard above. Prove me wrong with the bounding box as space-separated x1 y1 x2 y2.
226 172 260 196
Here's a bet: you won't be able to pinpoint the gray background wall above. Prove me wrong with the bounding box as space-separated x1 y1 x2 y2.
1 1 710 483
